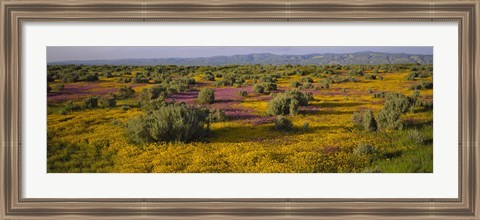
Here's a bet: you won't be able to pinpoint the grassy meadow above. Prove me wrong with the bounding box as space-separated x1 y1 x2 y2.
47 63 433 173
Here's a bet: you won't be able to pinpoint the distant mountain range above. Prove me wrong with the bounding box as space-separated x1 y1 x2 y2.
49 52 433 66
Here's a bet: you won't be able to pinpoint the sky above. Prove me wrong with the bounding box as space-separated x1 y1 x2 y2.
47 46 433 62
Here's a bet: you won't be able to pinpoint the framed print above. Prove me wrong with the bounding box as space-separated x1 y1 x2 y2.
1 0 479 219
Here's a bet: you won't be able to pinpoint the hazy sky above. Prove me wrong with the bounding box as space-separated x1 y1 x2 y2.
47 46 433 62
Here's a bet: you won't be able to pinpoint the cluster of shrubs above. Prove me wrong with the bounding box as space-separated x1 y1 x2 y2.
203 72 215 81
406 66 433 80
409 81 433 90
57 94 117 115
290 77 314 89
125 102 211 144
197 88 215 104
267 89 312 116
214 72 247 87
353 92 421 131
253 82 277 94
239 90 248 97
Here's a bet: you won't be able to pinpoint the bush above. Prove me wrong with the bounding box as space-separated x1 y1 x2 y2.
139 86 165 106
290 81 302 88
352 109 377 132
62 101 80 112
100 95 116 108
125 103 210 144
208 109 227 122
51 83 64 92
375 93 410 130
83 96 98 109
267 89 310 116
284 89 309 106
197 88 215 104
263 82 277 92
253 84 265 94
268 93 292 115
408 129 425 145
118 86 135 99
302 122 309 131
353 143 376 155
204 73 215 81
274 116 293 131
410 81 433 90
239 90 248 97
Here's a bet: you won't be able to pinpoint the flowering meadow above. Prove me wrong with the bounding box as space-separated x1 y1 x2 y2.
47 64 433 173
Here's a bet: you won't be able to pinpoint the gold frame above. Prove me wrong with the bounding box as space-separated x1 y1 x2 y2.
1 0 479 219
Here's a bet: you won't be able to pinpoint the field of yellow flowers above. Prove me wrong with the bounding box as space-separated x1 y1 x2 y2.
47 64 433 173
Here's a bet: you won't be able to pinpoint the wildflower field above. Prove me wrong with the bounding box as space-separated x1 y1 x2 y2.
47 63 433 173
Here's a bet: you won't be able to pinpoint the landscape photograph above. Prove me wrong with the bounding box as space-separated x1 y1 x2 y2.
47 46 433 173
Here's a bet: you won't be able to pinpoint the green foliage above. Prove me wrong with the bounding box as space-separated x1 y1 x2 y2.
118 86 135 99
376 93 410 130
125 103 210 144
51 83 64 92
354 143 376 155
267 89 309 116
410 81 433 90
100 95 116 108
208 109 227 122
253 84 265 94
408 129 425 145
197 88 215 104
290 81 302 88
239 90 248 97
203 72 215 81
274 116 293 131
352 109 377 132
83 96 98 109
139 86 165 106
363 109 377 132
263 82 277 92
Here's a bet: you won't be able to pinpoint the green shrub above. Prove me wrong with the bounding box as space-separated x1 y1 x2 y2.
375 93 412 131
302 122 309 131
362 109 377 132
208 109 227 122
100 95 116 108
204 73 215 81
352 109 377 132
253 84 265 94
284 89 309 106
268 94 292 115
125 103 210 144
51 83 64 92
263 82 277 92
83 96 98 109
407 129 425 145
239 90 248 97
410 81 433 90
290 81 302 88
274 116 293 131
267 89 310 116
197 88 215 104
354 143 376 155
118 86 135 99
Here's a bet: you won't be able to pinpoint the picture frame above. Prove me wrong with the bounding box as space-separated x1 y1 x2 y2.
1 0 479 219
